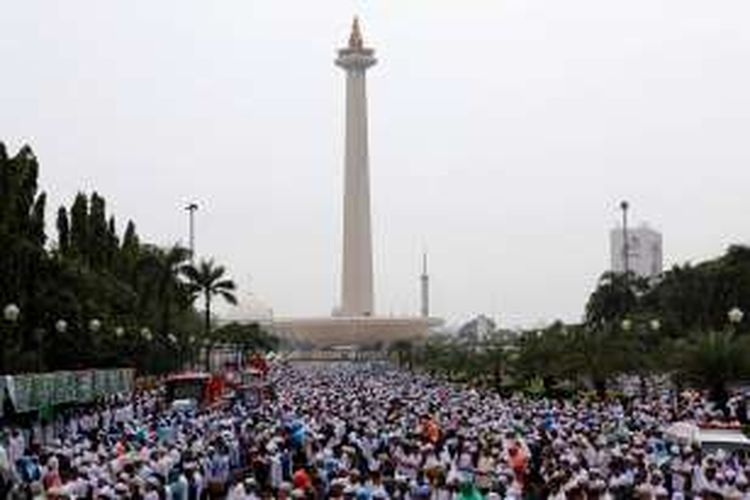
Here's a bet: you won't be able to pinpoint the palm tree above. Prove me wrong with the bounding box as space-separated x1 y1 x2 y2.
183 259 238 370
137 245 191 337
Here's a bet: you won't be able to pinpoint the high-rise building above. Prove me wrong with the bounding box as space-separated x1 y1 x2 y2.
610 223 663 279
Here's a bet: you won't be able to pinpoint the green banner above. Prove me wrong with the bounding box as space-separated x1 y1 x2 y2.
75 371 94 403
5 369 136 412
93 370 112 397
123 369 135 393
39 373 56 408
14 374 34 412
53 372 77 405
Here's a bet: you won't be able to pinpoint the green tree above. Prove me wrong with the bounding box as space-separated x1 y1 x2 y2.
137 245 192 338
122 220 139 253
514 325 572 391
0 142 235 374
88 193 108 269
676 331 750 410
0 144 48 365
481 334 513 389
564 323 640 398
585 271 649 326
106 216 118 268
69 193 89 264
29 192 46 247
389 339 414 370
183 259 238 368
644 246 750 335
213 322 279 361
56 207 70 256
118 220 140 282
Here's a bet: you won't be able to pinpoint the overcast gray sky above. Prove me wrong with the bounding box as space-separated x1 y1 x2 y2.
2 1 749 328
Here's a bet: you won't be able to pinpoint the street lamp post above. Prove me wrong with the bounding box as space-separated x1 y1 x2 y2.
55 320 68 334
3 304 20 323
729 307 744 333
2 304 20 373
620 200 630 277
185 203 199 263
141 327 152 343
140 327 153 373
89 319 102 334
167 333 180 369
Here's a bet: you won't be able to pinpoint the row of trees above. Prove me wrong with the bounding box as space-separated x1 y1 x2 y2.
396 316 747 409
393 245 750 407
0 142 273 374
585 246 750 335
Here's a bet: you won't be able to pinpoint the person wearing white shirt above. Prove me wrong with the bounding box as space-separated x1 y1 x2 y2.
7 429 25 480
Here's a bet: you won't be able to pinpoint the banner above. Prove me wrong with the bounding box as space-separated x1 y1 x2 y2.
124 368 135 393
38 373 56 408
53 371 77 405
4 368 136 413
114 369 133 394
93 369 118 397
75 371 94 403
13 374 34 412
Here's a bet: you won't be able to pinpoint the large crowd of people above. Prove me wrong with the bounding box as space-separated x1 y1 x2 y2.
0 362 748 499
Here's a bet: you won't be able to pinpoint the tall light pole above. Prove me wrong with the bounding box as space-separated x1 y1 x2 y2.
186 203 199 262
420 253 429 318
2 304 20 373
620 200 630 276
729 307 744 333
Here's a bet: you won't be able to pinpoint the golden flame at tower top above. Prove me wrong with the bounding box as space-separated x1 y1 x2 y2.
348 16 364 50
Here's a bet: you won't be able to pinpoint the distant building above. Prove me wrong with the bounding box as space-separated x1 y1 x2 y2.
610 223 663 279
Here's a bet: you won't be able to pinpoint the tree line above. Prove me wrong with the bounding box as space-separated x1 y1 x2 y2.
394 244 750 409
0 143 276 375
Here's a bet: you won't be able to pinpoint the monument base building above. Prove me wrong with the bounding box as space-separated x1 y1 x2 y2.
272 316 439 350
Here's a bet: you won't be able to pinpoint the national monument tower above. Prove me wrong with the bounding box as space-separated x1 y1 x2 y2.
336 17 376 317
270 18 440 348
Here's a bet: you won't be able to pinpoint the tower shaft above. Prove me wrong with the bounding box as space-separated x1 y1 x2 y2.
336 18 377 317
420 253 429 318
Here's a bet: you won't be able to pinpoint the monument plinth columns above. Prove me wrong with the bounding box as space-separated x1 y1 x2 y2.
336 17 377 317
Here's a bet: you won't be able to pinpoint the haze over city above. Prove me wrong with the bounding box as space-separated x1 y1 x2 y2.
2 0 749 328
